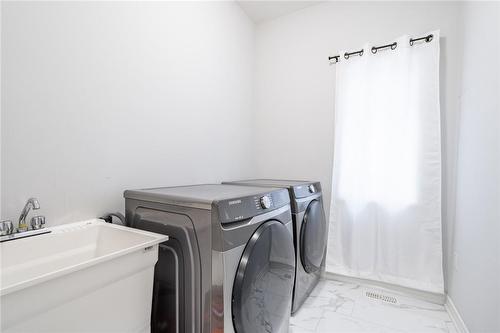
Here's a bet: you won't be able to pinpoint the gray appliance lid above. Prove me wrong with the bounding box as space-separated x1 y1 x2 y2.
124 184 287 210
223 179 322 199
226 179 313 187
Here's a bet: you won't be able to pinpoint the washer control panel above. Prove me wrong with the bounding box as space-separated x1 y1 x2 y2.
259 195 272 209
217 189 289 224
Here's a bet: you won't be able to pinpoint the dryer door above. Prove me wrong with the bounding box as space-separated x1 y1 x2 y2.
232 220 295 333
300 199 327 273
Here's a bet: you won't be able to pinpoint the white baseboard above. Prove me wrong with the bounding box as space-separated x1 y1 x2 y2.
323 271 446 305
445 295 470 333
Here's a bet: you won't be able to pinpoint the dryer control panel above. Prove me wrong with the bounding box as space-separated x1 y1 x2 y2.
292 182 322 199
216 189 290 224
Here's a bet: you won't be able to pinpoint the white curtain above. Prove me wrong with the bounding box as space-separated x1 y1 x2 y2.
326 31 444 293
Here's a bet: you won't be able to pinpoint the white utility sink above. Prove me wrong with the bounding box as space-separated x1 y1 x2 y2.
0 219 168 333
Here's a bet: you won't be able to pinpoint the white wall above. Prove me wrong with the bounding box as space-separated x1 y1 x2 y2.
0 2 2 220
447 2 500 332
254 1 463 289
1 1 256 225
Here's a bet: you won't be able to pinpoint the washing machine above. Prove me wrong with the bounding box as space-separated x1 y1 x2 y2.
124 184 295 333
223 180 327 314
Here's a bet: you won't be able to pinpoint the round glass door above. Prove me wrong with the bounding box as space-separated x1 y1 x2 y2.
300 199 327 273
232 220 295 333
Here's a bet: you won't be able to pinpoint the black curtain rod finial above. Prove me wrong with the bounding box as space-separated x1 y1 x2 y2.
329 55 340 64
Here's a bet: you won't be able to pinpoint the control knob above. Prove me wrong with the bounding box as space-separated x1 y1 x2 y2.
308 184 316 193
260 196 272 209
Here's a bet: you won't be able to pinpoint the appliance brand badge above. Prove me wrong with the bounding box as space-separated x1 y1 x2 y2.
228 199 242 206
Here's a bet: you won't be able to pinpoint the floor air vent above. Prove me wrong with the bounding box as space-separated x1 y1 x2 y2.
365 291 398 304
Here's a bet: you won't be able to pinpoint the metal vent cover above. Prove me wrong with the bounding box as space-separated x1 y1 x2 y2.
365 291 398 304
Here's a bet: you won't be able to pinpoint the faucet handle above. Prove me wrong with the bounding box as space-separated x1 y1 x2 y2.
31 216 46 230
0 220 14 236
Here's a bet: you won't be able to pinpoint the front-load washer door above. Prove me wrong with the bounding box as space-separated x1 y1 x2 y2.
300 199 327 273
232 220 295 333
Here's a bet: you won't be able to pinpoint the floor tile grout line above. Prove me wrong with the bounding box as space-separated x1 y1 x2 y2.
312 308 326 332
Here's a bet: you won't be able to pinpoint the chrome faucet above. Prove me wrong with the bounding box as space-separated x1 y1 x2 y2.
18 198 40 232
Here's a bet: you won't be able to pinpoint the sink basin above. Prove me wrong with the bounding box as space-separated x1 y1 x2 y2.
0 219 168 333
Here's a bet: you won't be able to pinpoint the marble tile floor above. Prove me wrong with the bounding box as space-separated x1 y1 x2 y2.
290 279 456 333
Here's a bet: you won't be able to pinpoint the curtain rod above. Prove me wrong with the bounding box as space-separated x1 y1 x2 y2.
328 34 434 64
